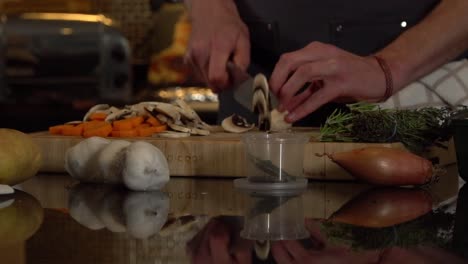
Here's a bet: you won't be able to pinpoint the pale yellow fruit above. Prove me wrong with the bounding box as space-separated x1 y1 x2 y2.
0 128 42 185
0 190 44 245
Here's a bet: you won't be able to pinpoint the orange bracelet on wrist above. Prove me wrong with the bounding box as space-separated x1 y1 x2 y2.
373 55 394 102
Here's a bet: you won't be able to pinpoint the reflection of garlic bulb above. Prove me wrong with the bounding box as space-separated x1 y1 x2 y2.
123 191 170 239
68 184 111 230
123 141 170 191
64 138 170 191
65 137 110 182
68 184 169 239
97 191 127 233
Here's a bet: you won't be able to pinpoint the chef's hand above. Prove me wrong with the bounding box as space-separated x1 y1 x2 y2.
187 217 252 264
186 0 250 92
269 42 387 123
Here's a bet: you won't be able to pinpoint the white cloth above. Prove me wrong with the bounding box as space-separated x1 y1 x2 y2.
379 59 468 109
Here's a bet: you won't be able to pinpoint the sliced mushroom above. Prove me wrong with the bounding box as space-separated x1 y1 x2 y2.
105 109 133 122
252 74 271 131
270 109 292 132
128 103 151 117
155 114 169 124
174 99 198 120
190 127 210 136
221 114 255 133
151 103 182 123
65 121 83 125
154 131 191 138
168 123 192 133
83 104 110 121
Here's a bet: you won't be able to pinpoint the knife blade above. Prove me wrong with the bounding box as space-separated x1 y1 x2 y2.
227 62 278 111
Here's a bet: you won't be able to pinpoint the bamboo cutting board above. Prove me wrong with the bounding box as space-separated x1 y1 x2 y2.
30 129 457 180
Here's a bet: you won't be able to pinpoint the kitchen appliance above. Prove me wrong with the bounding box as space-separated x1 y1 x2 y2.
0 13 132 103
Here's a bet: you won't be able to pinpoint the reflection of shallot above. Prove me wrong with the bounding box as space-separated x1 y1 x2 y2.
329 187 433 228
327 147 436 186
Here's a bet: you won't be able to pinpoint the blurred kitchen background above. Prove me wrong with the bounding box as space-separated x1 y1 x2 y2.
0 0 218 132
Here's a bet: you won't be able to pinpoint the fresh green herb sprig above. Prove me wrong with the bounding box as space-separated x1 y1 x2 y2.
319 103 466 153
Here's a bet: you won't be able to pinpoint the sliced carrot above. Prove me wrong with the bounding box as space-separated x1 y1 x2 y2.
83 121 109 131
136 123 151 129
152 124 167 133
62 123 84 136
137 124 168 137
89 112 108 121
146 116 162 126
111 129 138 137
113 116 145 131
129 116 145 127
112 119 134 131
83 123 113 138
49 124 68 135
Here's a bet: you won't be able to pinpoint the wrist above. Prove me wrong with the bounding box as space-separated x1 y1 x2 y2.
372 55 394 102
373 51 411 95
187 0 239 21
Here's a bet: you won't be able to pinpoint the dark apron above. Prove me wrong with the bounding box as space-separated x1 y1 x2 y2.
217 0 441 126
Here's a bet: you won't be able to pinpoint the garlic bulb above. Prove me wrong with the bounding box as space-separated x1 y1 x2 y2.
65 137 110 181
97 140 131 182
122 141 170 191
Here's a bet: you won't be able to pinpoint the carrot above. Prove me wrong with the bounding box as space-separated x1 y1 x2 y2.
112 119 134 131
89 112 107 121
49 124 68 135
146 116 162 126
327 147 434 186
83 121 109 131
62 123 84 136
83 123 113 138
129 116 145 127
137 124 167 137
329 187 433 228
152 124 167 133
136 123 151 129
112 116 144 131
111 129 138 137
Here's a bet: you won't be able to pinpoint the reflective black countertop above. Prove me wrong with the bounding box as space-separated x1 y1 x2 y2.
0 170 466 264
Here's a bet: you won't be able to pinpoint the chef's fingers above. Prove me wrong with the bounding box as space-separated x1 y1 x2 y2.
280 83 314 113
304 218 327 250
280 80 324 113
187 219 218 256
270 42 335 94
186 41 210 79
232 31 251 72
271 241 295 264
208 221 234 264
285 83 339 123
282 240 310 261
277 62 333 109
185 50 210 90
208 37 234 91
230 237 253 264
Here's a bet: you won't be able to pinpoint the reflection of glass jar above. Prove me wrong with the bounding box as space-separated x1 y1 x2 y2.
240 191 309 241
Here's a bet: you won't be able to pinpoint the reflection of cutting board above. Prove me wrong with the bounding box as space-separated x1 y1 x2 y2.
30 128 457 180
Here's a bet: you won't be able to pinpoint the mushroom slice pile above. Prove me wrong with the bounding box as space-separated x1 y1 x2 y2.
82 99 212 136
222 114 254 133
